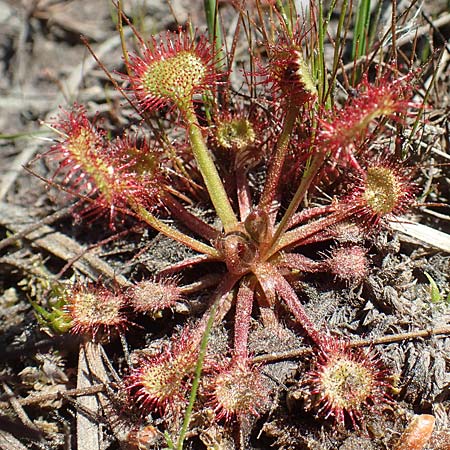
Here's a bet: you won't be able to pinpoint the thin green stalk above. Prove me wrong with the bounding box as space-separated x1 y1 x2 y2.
203 0 225 69
407 49 444 155
276 0 293 37
317 0 328 105
175 275 238 449
268 151 327 252
352 0 371 60
130 200 220 257
184 105 238 232
117 0 131 78
327 0 349 104
175 304 216 450
164 433 175 449
0 130 48 140
271 208 355 257
285 0 298 34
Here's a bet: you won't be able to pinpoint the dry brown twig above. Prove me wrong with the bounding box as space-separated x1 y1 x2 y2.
0 201 129 285
252 326 450 364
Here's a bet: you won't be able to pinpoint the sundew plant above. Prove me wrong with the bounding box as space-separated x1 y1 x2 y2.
33 0 441 447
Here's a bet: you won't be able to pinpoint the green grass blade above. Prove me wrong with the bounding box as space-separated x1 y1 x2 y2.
175 298 218 450
276 0 293 36
0 130 49 140
317 0 327 105
352 0 371 59
203 0 225 69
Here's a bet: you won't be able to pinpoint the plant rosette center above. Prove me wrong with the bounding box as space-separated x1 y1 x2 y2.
216 230 258 275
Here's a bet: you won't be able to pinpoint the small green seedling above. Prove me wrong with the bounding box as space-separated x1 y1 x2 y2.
424 272 449 305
